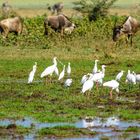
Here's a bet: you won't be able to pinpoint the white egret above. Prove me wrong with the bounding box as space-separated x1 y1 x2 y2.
103 80 119 99
92 65 106 87
133 72 140 83
81 74 89 85
133 71 140 88
115 70 124 81
28 62 37 84
92 59 99 74
40 57 57 81
81 74 94 94
58 65 65 81
54 67 59 76
64 78 72 87
125 70 136 85
67 62 71 77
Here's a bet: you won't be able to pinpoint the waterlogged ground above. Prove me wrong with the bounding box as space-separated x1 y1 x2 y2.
0 48 140 139
0 116 140 139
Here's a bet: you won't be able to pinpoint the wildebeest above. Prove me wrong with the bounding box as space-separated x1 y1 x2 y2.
0 17 23 38
113 16 140 46
1 1 12 17
44 14 75 36
48 2 64 15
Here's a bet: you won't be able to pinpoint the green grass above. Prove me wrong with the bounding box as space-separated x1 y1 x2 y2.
39 125 96 137
0 49 140 122
125 126 140 132
0 15 140 124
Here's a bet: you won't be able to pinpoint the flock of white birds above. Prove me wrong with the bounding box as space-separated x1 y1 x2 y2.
28 57 140 99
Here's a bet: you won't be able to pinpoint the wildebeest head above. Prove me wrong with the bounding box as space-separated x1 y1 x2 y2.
112 25 123 41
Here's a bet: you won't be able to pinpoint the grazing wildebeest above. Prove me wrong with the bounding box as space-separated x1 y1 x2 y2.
0 17 23 38
44 14 75 36
112 16 140 46
48 2 64 15
1 1 12 17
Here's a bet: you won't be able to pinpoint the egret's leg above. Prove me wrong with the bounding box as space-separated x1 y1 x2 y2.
110 89 113 99
46 77 48 84
96 82 99 91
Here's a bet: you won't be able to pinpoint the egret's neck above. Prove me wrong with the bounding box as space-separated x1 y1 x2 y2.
33 65 37 71
53 58 57 66
102 67 105 74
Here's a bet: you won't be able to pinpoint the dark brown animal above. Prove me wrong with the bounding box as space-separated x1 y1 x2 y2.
48 2 64 15
112 16 140 46
44 14 75 36
0 17 23 38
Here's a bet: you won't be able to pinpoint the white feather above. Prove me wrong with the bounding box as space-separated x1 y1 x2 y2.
125 70 136 84
115 70 124 81
58 65 65 80
67 62 71 76
40 57 57 78
92 59 99 74
64 78 72 87
28 62 37 84
103 80 119 92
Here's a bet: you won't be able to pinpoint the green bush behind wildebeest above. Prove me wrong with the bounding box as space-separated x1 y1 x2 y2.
0 14 136 49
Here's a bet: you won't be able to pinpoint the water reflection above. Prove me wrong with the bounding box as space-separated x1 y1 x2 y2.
0 116 140 140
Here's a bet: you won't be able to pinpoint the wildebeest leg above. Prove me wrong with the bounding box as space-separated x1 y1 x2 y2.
61 27 64 36
125 35 129 46
4 29 9 38
44 27 48 36
130 35 133 46
128 34 133 46
2 25 9 38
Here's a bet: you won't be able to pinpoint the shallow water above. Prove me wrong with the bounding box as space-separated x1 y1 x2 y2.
0 116 140 140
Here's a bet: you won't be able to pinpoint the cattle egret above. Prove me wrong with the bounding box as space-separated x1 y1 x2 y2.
28 62 37 84
133 72 140 87
103 80 119 99
58 65 65 81
135 74 140 83
64 78 72 87
115 70 124 81
92 65 106 87
67 62 71 77
54 67 59 76
125 70 136 85
92 59 99 74
81 74 94 94
81 74 89 85
40 57 57 78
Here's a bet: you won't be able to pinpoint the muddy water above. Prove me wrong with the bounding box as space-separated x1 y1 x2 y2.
0 116 140 140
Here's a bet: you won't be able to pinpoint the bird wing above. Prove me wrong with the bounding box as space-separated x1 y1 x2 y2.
81 75 88 84
82 80 93 93
54 67 59 76
58 71 64 80
92 73 103 81
28 71 34 83
41 65 55 78
103 80 119 88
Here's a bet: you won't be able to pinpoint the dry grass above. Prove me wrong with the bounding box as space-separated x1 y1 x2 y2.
15 8 80 17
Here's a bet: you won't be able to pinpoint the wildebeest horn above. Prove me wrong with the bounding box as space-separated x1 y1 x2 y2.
60 14 70 21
